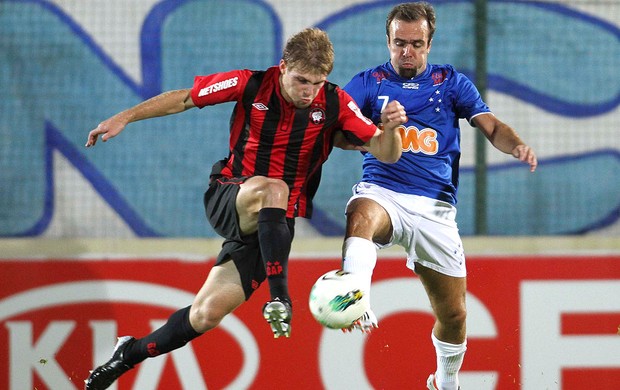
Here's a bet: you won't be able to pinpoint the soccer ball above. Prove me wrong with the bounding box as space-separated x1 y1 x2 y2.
308 270 369 329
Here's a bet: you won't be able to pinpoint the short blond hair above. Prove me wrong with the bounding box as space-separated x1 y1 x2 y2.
282 28 334 76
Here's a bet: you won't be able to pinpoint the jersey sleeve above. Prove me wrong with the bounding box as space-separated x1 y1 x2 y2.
343 71 373 118
336 87 377 146
452 70 491 123
190 69 253 108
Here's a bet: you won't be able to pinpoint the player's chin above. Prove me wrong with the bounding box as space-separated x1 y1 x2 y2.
398 68 416 79
398 63 416 73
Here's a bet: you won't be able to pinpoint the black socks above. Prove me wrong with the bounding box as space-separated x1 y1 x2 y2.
124 305 201 366
257 207 292 302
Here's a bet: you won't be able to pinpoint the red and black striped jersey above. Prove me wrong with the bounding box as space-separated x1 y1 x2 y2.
190 66 377 218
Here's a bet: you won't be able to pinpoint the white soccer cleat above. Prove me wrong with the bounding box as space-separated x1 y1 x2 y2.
341 308 378 334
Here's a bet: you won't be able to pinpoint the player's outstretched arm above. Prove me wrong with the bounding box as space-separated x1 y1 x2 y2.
86 89 195 147
365 100 407 163
474 113 538 172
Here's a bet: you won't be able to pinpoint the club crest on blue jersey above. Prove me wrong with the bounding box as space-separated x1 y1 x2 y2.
309 107 326 124
371 70 388 84
432 70 448 86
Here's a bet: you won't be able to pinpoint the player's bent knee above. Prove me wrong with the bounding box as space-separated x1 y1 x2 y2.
262 179 289 198
190 305 227 333
249 178 289 207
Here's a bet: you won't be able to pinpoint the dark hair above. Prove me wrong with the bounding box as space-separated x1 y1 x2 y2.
385 2 436 43
282 28 334 75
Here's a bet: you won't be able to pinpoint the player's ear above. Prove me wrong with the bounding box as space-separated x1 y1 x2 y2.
279 59 287 74
427 38 433 53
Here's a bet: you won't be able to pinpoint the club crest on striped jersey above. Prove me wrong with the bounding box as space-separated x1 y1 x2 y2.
309 107 326 124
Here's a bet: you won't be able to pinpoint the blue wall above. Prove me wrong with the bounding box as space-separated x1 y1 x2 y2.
1 0 619 237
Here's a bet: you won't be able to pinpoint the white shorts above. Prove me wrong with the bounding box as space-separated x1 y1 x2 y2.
347 182 466 278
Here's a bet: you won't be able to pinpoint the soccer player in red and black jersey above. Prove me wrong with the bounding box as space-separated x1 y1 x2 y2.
84 28 406 389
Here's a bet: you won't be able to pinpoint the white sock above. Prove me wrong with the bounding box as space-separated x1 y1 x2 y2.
342 237 376 298
432 332 467 390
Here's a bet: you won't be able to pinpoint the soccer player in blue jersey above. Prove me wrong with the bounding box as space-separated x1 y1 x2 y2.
340 3 537 390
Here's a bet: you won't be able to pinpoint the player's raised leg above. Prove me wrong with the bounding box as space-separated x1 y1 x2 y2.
236 176 293 338
341 197 392 332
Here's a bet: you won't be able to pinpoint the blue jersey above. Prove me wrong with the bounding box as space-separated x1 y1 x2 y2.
344 61 490 205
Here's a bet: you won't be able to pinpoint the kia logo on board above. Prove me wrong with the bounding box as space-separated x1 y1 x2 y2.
0 281 258 389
